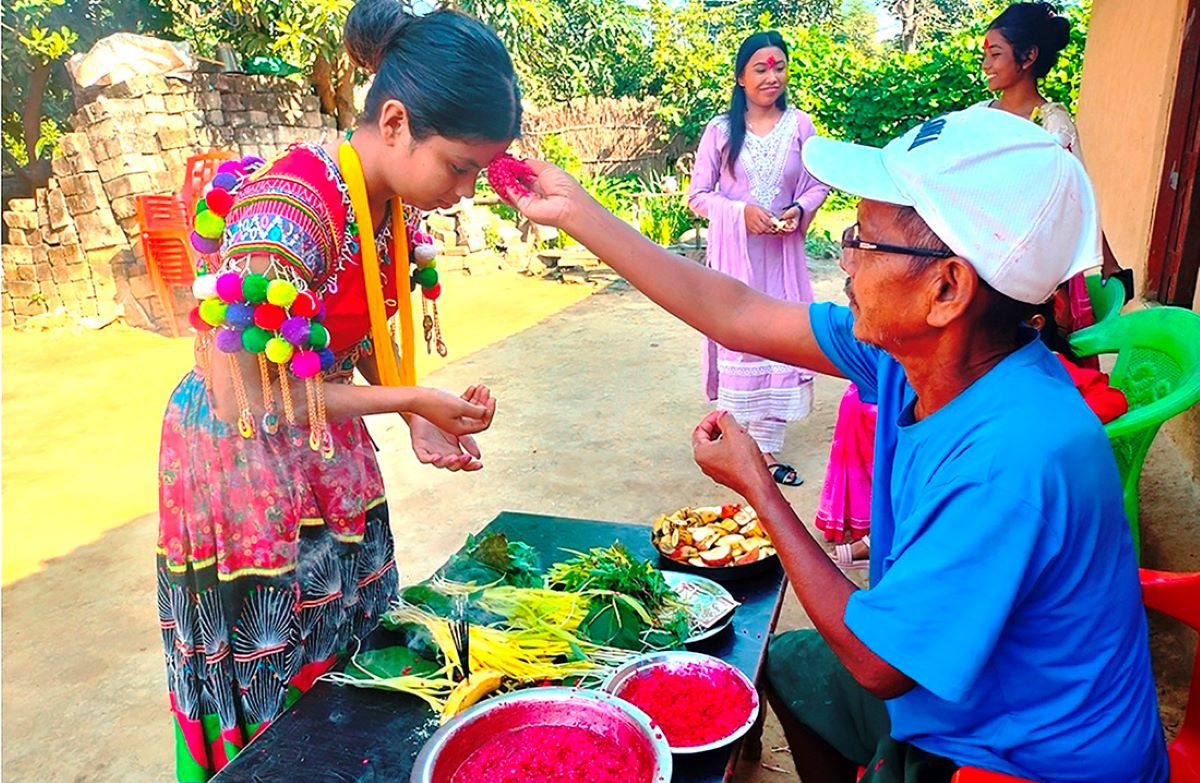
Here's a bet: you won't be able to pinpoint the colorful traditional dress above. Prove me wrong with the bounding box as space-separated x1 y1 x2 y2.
157 144 401 781
688 108 830 454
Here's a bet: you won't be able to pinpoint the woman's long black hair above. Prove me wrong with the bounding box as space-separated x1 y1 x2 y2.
725 30 788 173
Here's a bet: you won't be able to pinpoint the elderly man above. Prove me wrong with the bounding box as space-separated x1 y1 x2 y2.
512 105 1167 782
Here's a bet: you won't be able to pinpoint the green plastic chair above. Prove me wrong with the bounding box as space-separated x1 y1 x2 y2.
1084 273 1125 322
1070 307 1200 558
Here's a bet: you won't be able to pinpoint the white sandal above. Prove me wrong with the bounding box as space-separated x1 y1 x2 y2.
832 536 870 570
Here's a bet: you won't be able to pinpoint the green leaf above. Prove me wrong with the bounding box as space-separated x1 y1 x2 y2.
346 645 441 680
580 598 647 650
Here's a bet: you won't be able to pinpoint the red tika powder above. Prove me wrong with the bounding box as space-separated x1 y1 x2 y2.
618 663 755 748
485 154 537 205
450 724 654 783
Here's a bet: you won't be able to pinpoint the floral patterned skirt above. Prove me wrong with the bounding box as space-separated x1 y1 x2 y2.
157 370 399 781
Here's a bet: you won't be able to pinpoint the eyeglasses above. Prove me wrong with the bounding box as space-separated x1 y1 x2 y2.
841 223 954 259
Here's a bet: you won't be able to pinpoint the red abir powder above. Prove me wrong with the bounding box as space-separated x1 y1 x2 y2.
450 724 654 783
617 663 755 748
486 153 537 205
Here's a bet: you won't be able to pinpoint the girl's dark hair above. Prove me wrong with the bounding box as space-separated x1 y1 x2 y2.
725 30 788 173
987 2 1071 80
1029 297 1080 361
344 1 521 142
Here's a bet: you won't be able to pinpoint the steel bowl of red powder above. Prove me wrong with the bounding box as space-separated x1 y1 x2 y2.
411 686 672 783
603 651 760 754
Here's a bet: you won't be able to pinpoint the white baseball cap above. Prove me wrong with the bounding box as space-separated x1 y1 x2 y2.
801 104 1102 304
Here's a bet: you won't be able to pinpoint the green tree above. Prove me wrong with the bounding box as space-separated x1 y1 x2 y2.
2 0 77 186
834 0 879 56
884 0 973 52
2 0 175 188
701 0 836 28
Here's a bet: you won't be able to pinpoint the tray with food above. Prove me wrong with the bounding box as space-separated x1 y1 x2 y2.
652 504 780 581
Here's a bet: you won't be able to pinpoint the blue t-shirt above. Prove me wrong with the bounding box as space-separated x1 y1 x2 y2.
810 303 1168 783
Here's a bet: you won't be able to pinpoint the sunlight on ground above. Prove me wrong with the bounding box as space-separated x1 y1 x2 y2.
0 267 591 585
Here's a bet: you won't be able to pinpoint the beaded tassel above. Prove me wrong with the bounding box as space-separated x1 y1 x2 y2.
430 300 447 357
257 354 280 435
228 354 255 439
198 333 214 395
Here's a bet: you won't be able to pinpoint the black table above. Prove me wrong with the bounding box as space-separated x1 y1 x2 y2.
212 511 789 783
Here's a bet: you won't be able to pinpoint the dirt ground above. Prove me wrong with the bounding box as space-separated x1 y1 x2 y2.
0 257 593 585
2 252 1197 782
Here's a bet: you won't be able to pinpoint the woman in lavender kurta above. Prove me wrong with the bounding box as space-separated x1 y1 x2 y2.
688 31 829 485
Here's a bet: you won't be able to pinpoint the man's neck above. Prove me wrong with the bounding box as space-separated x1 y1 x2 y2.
895 329 1021 421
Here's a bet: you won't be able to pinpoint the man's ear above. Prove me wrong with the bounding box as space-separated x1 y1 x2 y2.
926 257 978 328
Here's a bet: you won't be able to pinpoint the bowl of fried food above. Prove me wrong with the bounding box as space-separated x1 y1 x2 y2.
651 504 779 581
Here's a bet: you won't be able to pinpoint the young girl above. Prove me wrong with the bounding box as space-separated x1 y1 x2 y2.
688 30 829 486
981 1 1128 330
156 4 520 779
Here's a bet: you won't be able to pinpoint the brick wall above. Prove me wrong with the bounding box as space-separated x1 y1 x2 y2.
1 72 334 332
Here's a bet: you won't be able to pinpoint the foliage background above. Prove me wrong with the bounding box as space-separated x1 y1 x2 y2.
2 0 1091 243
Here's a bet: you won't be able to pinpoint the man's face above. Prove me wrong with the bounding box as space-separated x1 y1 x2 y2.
841 200 941 350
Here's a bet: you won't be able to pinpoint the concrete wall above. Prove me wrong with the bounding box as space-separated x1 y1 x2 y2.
1075 0 1190 294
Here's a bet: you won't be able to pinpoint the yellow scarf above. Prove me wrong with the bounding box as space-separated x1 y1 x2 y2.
338 142 417 387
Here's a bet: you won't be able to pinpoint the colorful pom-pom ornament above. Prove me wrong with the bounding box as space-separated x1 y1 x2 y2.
318 347 336 372
225 301 255 329
194 210 226 240
217 160 243 175
206 188 234 218
242 273 270 304
216 272 244 303
423 282 442 301
308 322 330 350
415 266 439 288
415 243 437 263
215 328 243 353
195 199 209 215
266 278 298 307
212 172 239 192
253 302 286 331
291 350 322 379
291 290 320 318
198 298 228 327
192 274 219 301
280 316 311 347
241 326 271 353
191 232 221 255
188 306 212 332
264 337 295 364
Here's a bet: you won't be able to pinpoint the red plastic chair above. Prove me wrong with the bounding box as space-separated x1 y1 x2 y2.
135 194 197 337
950 568 1200 783
179 150 238 230
1141 569 1200 782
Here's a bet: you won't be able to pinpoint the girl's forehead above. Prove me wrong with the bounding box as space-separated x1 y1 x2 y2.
748 47 786 65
